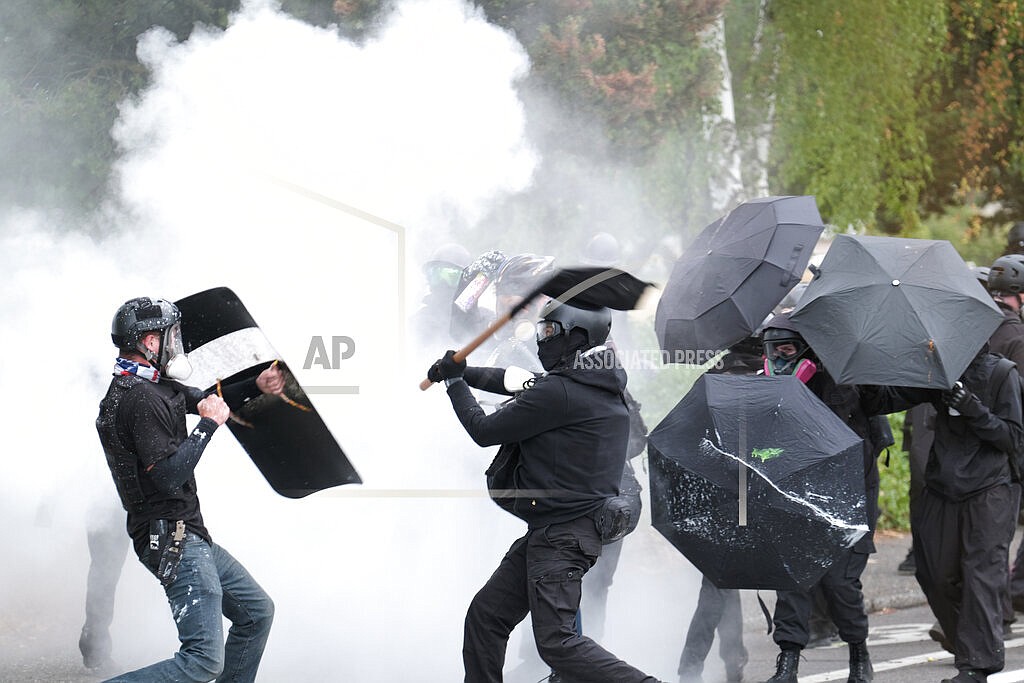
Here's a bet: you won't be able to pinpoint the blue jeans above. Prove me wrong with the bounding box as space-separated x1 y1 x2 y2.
104 533 274 683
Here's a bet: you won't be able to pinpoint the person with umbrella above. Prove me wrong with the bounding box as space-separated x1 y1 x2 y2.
758 314 879 683
861 342 1024 683
427 299 662 683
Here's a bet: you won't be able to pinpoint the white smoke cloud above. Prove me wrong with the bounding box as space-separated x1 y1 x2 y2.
0 1 699 680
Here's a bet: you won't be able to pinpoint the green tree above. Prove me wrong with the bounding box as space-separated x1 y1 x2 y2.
921 0 1024 225
735 0 947 232
0 0 239 215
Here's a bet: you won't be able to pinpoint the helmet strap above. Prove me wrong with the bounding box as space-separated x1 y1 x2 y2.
136 339 159 365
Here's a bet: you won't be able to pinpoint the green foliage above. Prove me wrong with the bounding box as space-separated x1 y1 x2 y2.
749 0 948 232
0 0 239 214
877 411 911 531
904 204 1009 268
925 0 1024 222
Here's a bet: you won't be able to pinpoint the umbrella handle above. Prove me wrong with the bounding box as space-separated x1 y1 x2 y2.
419 310 515 391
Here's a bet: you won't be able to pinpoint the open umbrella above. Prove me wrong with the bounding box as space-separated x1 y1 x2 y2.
648 374 868 590
789 234 1003 389
655 195 824 358
419 266 653 389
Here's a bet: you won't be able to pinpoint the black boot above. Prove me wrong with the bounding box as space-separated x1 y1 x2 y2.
847 640 872 682
763 649 799 683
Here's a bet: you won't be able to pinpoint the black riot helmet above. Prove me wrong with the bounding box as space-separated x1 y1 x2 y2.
111 297 192 379
536 299 612 348
989 254 1024 294
1008 222 1024 253
111 297 179 349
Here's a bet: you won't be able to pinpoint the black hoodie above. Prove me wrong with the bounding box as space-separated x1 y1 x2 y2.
447 353 630 528
862 352 1024 501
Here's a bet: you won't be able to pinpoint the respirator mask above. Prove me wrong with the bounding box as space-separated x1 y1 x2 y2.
158 322 193 381
762 336 817 383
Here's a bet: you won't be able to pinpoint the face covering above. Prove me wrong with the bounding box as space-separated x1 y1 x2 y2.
537 335 570 371
764 355 817 383
537 329 591 371
159 323 193 381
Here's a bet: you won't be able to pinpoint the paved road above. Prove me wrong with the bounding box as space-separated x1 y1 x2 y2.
3 528 1021 682
740 602 1024 683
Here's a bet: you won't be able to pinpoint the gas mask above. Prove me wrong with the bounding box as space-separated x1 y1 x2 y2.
157 322 193 381
762 336 817 383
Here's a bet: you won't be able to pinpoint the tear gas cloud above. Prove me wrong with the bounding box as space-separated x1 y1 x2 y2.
0 1 703 679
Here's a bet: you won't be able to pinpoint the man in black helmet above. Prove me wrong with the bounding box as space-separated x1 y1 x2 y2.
759 314 879 683
428 299 661 683
96 297 280 683
986 255 1024 619
987 255 1024 365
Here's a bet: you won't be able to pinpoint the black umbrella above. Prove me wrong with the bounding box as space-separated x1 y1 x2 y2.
648 374 868 591
656 195 824 358
419 266 654 389
789 234 1003 389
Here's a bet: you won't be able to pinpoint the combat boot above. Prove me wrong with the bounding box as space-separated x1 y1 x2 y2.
763 649 799 683
847 640 872 682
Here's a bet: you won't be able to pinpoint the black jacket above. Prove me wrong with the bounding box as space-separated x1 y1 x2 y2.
989 308 1024 368
862 353 1024 501
448 361 630 528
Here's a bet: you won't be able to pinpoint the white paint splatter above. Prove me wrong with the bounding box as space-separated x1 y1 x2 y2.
699 437 868 546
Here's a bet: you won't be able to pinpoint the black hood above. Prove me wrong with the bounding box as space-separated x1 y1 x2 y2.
552 347 628 395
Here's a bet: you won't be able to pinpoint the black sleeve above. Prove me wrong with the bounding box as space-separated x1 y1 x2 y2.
858 385 934 416
146 418 221 493
964 369 1024 454
122 389 220 493
463 366 510 394
445 377 568 447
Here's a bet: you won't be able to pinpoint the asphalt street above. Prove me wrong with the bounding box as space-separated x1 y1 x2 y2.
2 528 1021 682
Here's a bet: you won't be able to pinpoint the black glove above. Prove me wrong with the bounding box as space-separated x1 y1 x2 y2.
943 382 984 418
428 350 466 382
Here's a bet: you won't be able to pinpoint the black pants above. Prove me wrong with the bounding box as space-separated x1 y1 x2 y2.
772 548 870 647
679 575 747 677
463 516 657 683
79 508 129 666
914 484 1016 675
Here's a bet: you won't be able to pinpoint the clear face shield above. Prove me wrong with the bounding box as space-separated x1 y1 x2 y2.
159 322 193 380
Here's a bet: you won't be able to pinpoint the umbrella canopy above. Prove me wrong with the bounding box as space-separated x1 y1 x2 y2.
648 374 868 590
522 266 653 313
789 234 1003 389
655 195 824 357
